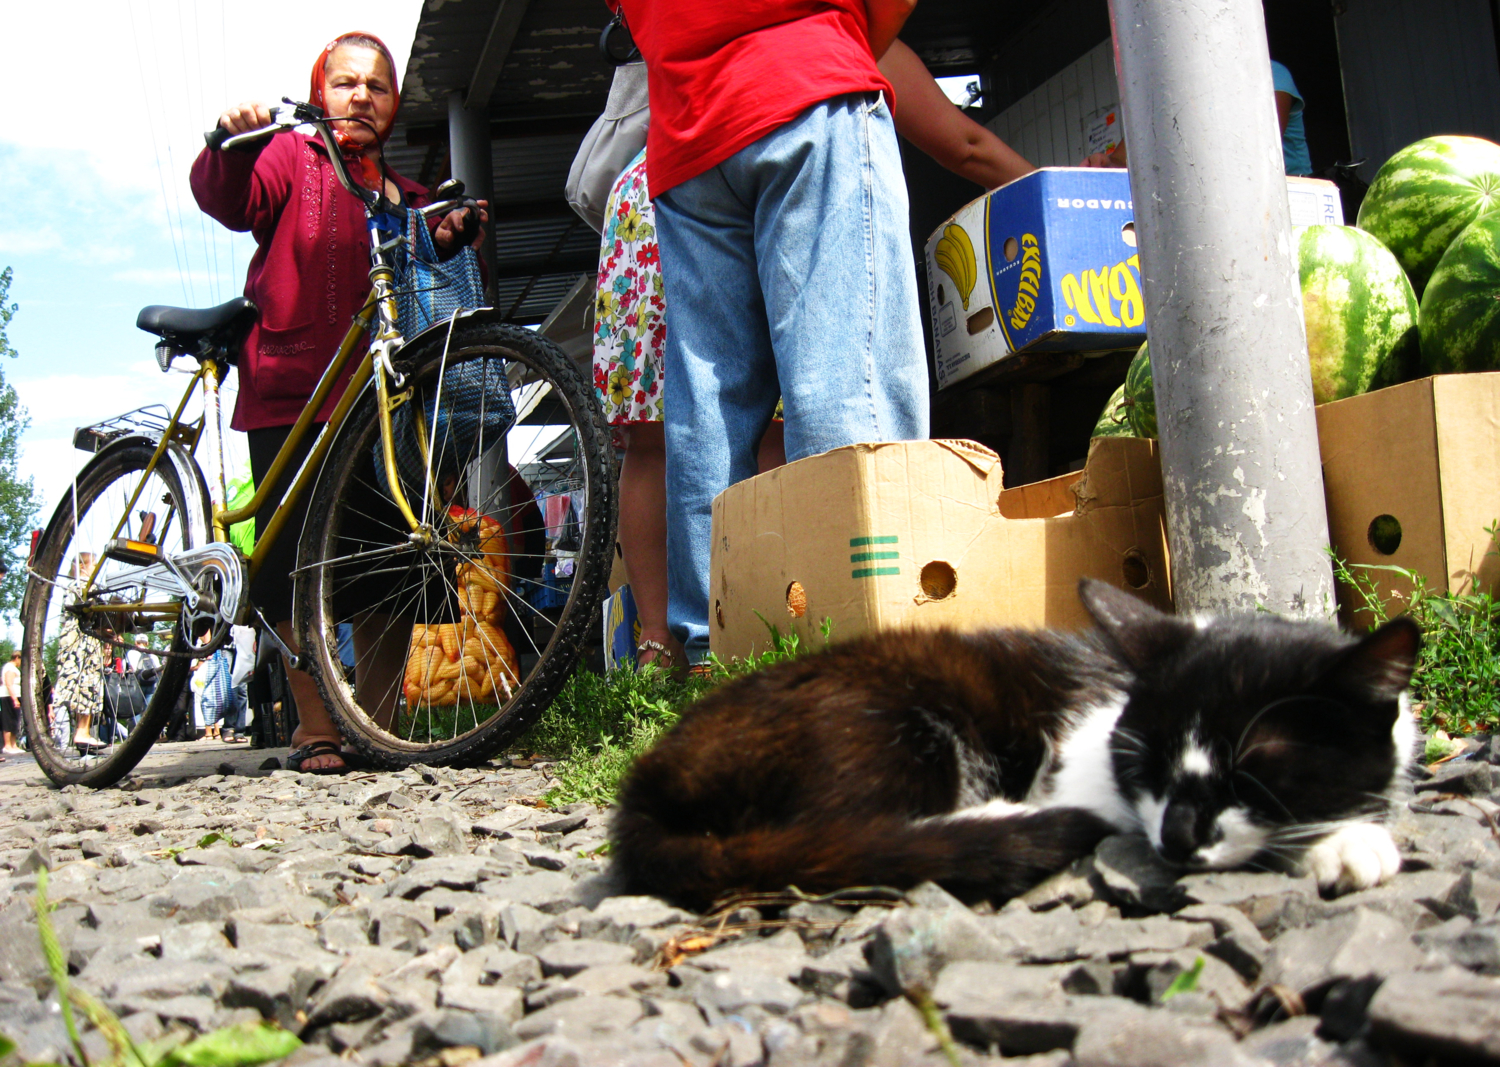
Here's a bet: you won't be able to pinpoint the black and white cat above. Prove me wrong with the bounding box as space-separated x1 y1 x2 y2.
611 579 1419 909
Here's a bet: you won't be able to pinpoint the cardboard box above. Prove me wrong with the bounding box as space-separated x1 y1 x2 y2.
927 170 1344 390
1317 372 1500 624
708 436 1172 659
1286 176 1345 228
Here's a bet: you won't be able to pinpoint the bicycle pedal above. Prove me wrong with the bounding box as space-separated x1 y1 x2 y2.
103 538 161 566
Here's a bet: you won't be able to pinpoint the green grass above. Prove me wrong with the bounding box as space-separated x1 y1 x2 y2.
1331 553 1500 736
518 618 829 806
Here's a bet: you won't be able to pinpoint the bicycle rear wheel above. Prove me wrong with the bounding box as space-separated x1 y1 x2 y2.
20 441 201 787
296 318 616 767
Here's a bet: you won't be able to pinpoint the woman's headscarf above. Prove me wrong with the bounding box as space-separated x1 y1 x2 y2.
309 31 401 189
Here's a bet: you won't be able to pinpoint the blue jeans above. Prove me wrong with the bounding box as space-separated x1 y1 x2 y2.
655 93 929 660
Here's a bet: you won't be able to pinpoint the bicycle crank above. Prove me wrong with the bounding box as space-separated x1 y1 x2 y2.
95 541 247 635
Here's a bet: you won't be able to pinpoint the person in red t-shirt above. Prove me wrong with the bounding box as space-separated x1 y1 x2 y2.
614 0 932 663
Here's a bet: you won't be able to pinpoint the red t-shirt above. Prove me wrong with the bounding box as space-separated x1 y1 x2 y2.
613 0 895 197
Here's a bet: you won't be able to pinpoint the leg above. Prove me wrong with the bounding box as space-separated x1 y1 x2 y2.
280 620 347 771
655 176 782 661
351 612 407 732
616 423 682 668
729 93 930 460
757 421 787 474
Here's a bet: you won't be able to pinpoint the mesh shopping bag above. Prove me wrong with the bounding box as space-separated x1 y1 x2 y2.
379 208 516 500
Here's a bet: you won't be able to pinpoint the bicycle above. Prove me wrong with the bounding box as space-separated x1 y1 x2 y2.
21 99 616 788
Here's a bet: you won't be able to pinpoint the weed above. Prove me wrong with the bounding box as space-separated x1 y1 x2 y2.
1 868 300 1067
1330 553 1500 735
519 616 831 806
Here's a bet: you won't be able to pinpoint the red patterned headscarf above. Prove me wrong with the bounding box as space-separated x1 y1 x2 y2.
310 31 401 189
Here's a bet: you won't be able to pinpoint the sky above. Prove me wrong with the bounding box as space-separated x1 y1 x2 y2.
0 0 424 523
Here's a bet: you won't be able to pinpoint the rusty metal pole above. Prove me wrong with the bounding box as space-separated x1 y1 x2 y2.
1108 0 1334 617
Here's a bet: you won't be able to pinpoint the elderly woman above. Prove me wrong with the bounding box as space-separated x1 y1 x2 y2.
191 31 485 773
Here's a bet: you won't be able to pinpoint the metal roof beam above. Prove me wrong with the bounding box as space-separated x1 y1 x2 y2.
466 0 533 108
404 114 597 147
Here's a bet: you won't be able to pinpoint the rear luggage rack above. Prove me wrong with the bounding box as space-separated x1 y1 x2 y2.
73 405 173 453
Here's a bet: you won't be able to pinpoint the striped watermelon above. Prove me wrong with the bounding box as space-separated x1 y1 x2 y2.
1091 384 1134 438
1296 225 1419 403
1356 136 1500 296
1419 211 1500 373
1123 342 1156 440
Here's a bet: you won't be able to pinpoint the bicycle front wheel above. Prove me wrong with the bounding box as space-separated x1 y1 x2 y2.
297 318 616 767
20 441 202 787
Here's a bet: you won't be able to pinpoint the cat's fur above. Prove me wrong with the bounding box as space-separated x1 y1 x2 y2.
611 580 1420 909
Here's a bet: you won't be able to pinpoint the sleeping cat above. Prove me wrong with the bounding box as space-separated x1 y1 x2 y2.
611 579 1420 909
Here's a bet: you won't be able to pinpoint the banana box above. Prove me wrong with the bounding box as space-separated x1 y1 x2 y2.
926 168 1143 391
926 171 1346 391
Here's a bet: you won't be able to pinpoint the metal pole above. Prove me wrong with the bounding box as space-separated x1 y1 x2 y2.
1108 0 1334 618
448 91 497 305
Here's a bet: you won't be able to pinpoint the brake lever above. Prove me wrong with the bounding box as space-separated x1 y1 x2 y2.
205 101 320 151
453 198 483 246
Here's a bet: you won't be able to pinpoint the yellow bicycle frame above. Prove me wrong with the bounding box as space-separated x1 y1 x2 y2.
86 267 424 621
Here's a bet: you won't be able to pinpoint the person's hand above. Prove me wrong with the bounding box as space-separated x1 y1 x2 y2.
216 101 275 137
434 200 489 252
1080 142 1128 168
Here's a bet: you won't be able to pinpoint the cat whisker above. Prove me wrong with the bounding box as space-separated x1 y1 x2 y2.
1233 769 1297 821
1232 694 1354 761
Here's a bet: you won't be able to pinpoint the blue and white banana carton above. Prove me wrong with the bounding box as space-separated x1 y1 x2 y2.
926 169 1343 390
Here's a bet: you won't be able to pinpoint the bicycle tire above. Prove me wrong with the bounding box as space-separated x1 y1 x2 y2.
20 440 202 787
296 317 616 768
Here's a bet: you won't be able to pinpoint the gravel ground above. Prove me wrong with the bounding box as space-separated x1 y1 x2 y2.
1 738 1499 1067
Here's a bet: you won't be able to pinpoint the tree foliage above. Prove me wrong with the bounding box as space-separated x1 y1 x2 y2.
0 267 40 617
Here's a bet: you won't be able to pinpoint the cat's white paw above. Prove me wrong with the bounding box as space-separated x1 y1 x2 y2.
1305 823 1400 894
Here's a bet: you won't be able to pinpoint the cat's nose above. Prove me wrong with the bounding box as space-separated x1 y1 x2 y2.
1159 800 1199 864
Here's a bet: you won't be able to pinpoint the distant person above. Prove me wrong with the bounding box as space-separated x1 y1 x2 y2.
1082 58 1311 176
1270 60 1312 177
1 650 22 755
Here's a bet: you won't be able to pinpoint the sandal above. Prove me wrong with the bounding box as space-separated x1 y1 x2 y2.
222 729 248 744
285 739 352 775
636 639 677 671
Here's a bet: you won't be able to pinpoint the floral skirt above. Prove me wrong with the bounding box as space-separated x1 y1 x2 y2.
593 149 664 426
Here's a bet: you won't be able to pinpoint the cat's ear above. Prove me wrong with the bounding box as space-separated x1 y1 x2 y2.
1078 578 1192 669
1327 616 1421 703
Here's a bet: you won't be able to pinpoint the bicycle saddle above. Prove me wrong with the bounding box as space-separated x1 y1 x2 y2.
137 298 259 353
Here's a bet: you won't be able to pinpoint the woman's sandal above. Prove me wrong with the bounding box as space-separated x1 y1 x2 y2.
636 639 676 671
285 739 354 775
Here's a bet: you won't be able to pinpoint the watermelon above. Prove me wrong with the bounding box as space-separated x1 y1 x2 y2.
1356 136 1500 295
1418 211 1500 373
1123 342 1156 440
1091 384 1134 438
1296 225 1419 402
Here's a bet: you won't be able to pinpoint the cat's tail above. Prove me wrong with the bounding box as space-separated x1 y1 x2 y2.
609 806 1114 909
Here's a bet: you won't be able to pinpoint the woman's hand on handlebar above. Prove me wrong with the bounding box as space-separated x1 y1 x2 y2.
434 200 489 254
217 101 276 138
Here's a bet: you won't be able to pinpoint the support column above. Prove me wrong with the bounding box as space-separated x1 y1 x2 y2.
1108 0 1334 618
448 91 497 305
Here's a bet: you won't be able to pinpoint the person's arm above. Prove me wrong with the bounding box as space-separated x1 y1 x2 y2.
865 0 917 61
880 40 1034 188
1275 91 1293 134
190 118 294 234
